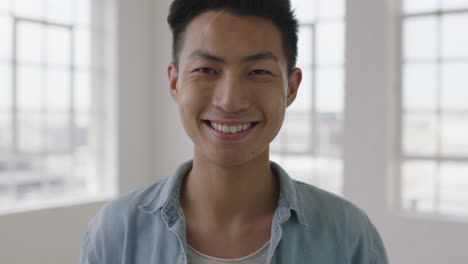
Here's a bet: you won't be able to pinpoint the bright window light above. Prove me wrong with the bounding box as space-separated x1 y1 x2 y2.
271 0 346 195
0 0 115 214
401 0 468 218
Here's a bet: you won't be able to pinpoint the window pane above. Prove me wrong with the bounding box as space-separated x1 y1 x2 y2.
17 113 43 153
314 157 342 194
46 25 71 66
279 156 342 194
13 0 43 19
75 113 89 151
0 16 12 60
316 21 344 65
17 65 43 110
402 160 437 213
441 114 468 156
76 0 91 26
280 155 315 184
0 112 12 150
46 68 71 110
403 63 438 111
403 16 438 61
0 0 10 11
0 153 14 177
316 67 344 113
403 113 438 156
291 0 316 24
17 21 43 64
75 71 91 111
297 26 314 67
74 29 91 68
440 162 468 216
44 154 72 178
403 0 438 14
290 67 312 113
45 0 73 25
441 63 468 111
17 66 42 110
282 113 312 153
46 113 71 151
76 149 97 193
442 14 468 59
317 112 343 156
317 0 345 19
0 64 12 108
442 0 468 11
15 156 42 180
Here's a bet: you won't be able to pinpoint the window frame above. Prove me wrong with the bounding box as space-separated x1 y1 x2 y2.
397 4 468 218
271 1 346 195
0 0 116 214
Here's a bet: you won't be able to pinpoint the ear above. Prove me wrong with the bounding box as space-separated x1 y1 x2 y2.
168 63 179 103
286 68 302 107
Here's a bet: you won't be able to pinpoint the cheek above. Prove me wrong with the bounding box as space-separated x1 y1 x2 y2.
177 83 212 116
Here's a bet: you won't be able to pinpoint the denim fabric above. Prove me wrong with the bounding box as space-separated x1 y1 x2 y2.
80 160 388 264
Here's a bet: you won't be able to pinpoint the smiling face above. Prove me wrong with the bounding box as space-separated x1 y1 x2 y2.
168 11 302 167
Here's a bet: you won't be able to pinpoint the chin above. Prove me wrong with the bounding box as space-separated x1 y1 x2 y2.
203 148 269 168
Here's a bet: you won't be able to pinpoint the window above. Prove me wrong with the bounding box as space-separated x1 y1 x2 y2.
271 0 346 195
400 0 468 218
0 0 115 213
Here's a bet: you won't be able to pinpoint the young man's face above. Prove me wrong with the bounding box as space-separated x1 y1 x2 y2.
168 11 301 167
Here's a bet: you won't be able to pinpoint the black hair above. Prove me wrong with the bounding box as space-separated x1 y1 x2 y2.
167 0 299 75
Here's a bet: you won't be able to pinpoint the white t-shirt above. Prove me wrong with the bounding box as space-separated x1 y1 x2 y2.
186 241 270 264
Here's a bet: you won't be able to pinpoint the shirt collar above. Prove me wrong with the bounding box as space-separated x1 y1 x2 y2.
270 161 308 227
138 160 308 227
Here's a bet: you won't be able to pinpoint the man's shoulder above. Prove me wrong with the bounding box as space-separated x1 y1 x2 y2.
293 180 377 236
92 176 169 225
293 180 387 261
294 180 365 218
86 177 176 248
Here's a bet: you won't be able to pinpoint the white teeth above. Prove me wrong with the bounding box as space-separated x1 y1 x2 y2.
210 121 254 134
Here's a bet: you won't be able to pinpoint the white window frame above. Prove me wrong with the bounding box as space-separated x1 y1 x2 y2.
397 4 468 219
0 0 117 214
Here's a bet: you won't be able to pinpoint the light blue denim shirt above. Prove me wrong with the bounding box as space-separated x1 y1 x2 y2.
80 160 388 264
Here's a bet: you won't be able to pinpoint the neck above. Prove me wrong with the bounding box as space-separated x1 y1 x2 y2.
181 151 279 225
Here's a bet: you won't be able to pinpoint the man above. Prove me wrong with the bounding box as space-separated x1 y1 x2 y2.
80 0 389 263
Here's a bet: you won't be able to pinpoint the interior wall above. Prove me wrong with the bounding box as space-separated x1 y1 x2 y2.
0 0 163 263
153 0 194 178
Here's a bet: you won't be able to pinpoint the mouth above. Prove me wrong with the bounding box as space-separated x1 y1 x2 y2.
202 120 260 134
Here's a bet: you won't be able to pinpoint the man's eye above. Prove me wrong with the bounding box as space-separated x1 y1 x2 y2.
250 69 270 75
196 68 216 74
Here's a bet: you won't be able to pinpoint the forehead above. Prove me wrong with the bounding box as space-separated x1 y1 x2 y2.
179 11 285 64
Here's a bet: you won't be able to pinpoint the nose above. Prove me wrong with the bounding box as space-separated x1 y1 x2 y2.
212 74 251 113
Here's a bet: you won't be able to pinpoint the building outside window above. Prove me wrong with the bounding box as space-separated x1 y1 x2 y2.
400 0 468 218
0 0 115 213
271 0 346 195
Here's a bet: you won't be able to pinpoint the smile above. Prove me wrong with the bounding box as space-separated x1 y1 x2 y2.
209 121 254 134
202 120 260 140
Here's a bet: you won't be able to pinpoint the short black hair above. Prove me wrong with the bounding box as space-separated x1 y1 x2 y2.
167 0 299 75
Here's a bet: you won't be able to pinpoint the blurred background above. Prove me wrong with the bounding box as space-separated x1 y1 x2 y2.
0 0 467 263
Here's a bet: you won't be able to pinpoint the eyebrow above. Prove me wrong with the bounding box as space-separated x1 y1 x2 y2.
188 50 279 64
243 52 279 63
189 50 225 63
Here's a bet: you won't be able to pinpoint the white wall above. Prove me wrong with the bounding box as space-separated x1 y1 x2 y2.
153 0 193 177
